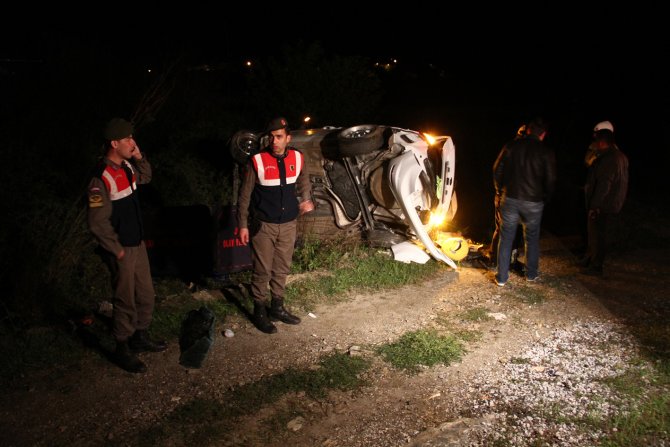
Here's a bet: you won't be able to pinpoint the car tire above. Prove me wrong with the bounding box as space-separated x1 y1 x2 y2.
337 125 384 156
369 165 398 209
297 213 362 245
230 130 259 164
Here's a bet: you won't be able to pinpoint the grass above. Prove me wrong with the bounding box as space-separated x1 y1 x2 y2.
598 363 670 446
513 284 546 305
0 239 442 384
8 233 670 446
137 352 370 445
482 359 670 446
0 277 237 383
459 307 493 322
602 394 670 446
0 326 85 380
453 329 483 343
285 241 446 311
291 235 357 272
508 356 530 364
150 288 237 339
376 329 464 373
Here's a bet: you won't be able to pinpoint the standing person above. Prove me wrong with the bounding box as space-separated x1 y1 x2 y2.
87 118 166 373
580 126 628 276
481 123 526 270
493 117 556 286
577 120 616 253
238 117 314 334
584 121 615 168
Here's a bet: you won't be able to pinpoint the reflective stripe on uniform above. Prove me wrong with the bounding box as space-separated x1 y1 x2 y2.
101 161 137 201
252 150 303 186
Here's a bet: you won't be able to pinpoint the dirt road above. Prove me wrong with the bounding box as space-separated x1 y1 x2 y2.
1 231 668 446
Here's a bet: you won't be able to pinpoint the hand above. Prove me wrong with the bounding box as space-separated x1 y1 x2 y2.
299 200 315 215
131 145 142 160
239 228 249 245
116 249 125 260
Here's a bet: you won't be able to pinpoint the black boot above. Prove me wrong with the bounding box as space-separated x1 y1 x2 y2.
113 341 147 373
128 330 167 353
252 302 277 334
270 297 301 325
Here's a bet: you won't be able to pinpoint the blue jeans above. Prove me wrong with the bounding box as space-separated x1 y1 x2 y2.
496 197 544 283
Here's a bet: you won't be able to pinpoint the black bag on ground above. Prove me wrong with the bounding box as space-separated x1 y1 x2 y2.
179 306 216 368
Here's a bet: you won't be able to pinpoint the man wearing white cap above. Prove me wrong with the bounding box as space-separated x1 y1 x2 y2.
585 121 615 167
579 123 629 276
594 121 614 132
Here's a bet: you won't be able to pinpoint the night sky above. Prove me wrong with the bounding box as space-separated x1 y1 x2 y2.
5 15 667 117
3 14 668 236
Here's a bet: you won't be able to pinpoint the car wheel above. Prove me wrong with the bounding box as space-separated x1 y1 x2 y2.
297 214 362 245
369 165 398 209
337 125 384 156
230 130 259 164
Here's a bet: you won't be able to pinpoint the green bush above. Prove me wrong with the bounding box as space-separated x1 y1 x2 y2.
151 149 232 208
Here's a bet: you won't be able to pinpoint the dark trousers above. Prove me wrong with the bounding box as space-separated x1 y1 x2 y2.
488 194 522 260
250 220 297 304
497 197 544 283
586 212 612 269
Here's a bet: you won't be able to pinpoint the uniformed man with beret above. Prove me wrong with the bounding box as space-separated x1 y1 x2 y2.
87 118 166 373
238 117 314 334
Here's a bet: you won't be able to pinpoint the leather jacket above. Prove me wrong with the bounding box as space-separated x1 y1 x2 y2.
585 145 628 214
493 135 556 203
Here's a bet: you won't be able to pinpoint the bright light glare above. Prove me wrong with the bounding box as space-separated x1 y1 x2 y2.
245 61 252 67
426 208 446 230
304 116 311 123
423 133 436 145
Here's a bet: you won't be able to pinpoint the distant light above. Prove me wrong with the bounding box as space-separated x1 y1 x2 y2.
147 68 152 73
374 60 396 71
245 61 252 67
303 116 311 124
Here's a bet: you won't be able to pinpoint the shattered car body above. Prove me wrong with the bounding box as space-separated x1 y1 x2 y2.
230 124 462 268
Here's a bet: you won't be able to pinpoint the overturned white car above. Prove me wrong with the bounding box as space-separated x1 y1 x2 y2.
230 124 464 268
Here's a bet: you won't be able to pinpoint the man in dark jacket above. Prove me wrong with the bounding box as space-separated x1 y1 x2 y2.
580 128 629 276
87 118 167 373
481 123 526 269
238 117 314 334
493 117 556 286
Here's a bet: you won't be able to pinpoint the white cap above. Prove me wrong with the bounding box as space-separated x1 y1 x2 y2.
593 120 614 132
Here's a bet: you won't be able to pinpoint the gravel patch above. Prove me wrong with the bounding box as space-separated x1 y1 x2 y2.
463 320 646 446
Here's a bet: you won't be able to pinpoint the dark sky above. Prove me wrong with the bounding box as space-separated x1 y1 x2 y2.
4 14 667 106
3 14 668 162
2 13 668 236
